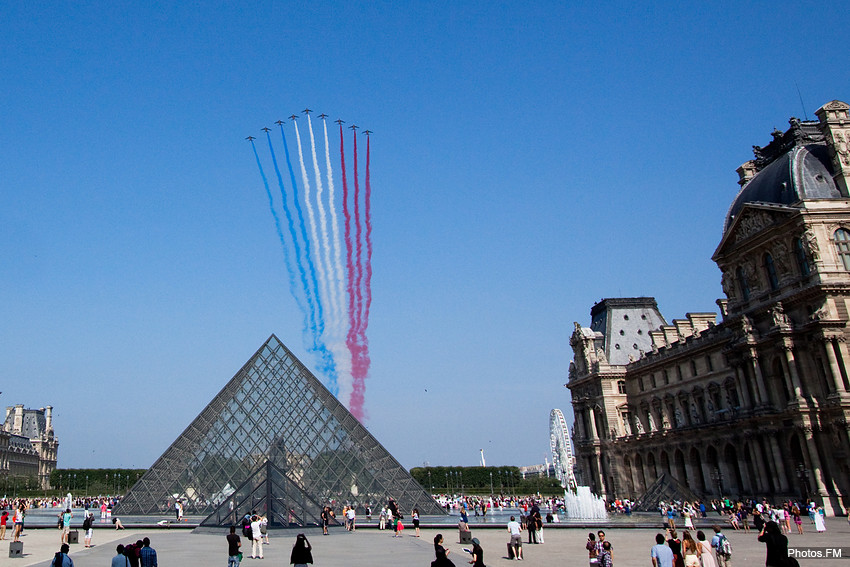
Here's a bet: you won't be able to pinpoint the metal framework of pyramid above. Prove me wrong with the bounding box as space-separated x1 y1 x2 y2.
115 334 444 525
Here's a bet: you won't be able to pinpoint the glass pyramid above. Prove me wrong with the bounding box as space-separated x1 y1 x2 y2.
115 335 444 525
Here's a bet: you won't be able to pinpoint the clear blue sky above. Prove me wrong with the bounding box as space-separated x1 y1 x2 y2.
2 2 849 470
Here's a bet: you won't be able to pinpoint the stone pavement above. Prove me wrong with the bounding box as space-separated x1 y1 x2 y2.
1 518 847 567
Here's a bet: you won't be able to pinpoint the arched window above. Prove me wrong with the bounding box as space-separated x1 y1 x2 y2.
794 238 810 276
736 266 750 301
764 253 779 291
835 228 850 270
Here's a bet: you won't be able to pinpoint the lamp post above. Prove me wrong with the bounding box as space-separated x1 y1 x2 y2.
118 473 122 494
428 470 432 493
499 471 503 494
73 473 77 491
710 467 723 498
85 475 89 496
490 472 494 496
106 474 109 495
795 464 810 504
460 470 464 495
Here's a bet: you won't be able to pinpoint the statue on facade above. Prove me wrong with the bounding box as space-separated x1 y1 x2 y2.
803 230 820 261
690 403 701 425
770 302 790 327
635 418 645 435
622 415 632 436
706 397 716 422
674 407 684 428
721 271 736 299
773 240 791 275
647 412 656 432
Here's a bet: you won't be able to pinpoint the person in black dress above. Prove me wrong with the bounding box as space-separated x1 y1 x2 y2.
757 521 789 567
434 533 456 566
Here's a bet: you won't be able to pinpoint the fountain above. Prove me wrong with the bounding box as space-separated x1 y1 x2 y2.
564 486 608 519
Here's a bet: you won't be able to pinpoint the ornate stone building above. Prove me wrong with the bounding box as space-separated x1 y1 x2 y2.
567 100 850 516
1 405 59 489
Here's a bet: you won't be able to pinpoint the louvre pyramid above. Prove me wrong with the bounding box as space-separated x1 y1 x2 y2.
116 335 444 525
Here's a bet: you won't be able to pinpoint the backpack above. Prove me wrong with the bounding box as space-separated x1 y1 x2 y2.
718 534 732 556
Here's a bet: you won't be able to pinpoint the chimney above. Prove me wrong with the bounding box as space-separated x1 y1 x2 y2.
815 100 850 196
13 404 24 435
736 161 757 187
45 406 53 431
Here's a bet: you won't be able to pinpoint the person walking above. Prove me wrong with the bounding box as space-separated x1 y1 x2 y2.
289 533 313 567
651 533 674 567
696 531 717 567
681 531 701 567
666 529 685 567
710 525 732 567
226 526 242 567
60 508 72 545
346 506 356 531
250 515 264 559
813 507 826 532
50 543 74 567
412 508 420 537
598 541 613 567
758 521 788 567
112 544 130 567
0 510 8 540
792 505 803 534
83 511 94 548
139 537 158 567
587 532 599 566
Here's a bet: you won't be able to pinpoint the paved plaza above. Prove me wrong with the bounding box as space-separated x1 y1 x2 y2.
1 517 848 567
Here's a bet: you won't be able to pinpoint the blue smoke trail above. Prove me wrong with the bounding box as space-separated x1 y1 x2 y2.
266 131 319 351
250 140 309 331
279 124 339 394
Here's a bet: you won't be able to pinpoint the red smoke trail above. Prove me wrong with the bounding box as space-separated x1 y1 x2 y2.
350 134 373 419
348 129 368 419
364 135 373 331
340 124 362 419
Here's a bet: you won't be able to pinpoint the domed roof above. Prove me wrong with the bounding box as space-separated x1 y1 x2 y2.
724 143 840 232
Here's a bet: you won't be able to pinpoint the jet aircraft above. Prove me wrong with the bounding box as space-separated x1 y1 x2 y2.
349 124 359 130
363 130 373 135
302 108 312 114
274 120 284 126
245 136 255 141
289 114 298 121
318 113 328 119
261 127 271 132
334 119 345 125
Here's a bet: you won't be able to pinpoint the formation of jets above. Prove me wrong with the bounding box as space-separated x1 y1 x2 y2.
247 113 372 140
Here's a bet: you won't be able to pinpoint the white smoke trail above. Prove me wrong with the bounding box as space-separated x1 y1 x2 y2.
323 118 346 343
307 115 340 342
293 121 328 335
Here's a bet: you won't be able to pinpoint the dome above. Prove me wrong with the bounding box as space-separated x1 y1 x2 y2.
724 143 841 232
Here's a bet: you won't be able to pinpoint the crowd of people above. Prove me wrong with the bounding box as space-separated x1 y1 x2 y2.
658 497 829 534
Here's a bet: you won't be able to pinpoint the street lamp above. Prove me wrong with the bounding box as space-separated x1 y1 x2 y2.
460 470 464 495
710 467 723 497
73 473 77 491
85 475 89 496
118 473 122 493
106 474 109 495
490 472 494 496
795 464 810 504
428 470 432 493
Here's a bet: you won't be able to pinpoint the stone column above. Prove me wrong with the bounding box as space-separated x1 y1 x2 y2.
833 338 850 392
733 363 754 408
748 353 770 406
780 343 805 400
768 435 790 492
821 338 846 394
588 406 600 440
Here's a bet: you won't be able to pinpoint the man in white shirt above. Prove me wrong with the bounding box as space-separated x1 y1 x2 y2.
346 507 356 531
250 515 263 559
507 516 523 560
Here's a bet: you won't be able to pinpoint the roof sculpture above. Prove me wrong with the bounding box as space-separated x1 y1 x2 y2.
116 335 443 525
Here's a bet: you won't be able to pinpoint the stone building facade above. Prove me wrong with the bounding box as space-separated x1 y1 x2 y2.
1 405 59 489
567 100 850 516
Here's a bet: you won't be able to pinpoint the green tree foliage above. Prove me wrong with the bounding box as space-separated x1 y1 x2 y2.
49 468 147 495
409 466 563 496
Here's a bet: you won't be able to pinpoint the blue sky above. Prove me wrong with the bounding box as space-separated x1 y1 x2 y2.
2 2 849 471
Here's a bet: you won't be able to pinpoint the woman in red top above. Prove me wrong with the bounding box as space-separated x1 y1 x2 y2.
0 511 8 540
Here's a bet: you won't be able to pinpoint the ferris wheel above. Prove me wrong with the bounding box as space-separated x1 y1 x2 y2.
550 408 577 489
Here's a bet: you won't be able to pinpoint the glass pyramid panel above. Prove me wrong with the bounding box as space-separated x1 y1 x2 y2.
115 335 444 523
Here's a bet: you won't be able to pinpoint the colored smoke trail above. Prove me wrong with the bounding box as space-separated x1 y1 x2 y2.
280 123 338 394
293 121 327 335
265 131 316 349
352 130 364 339
251 138 309 336
364 135 373 331
307 115 340 340
323 118 346 340
340 123 362 418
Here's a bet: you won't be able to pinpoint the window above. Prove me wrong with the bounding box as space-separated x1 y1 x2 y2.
764 253 779 291
706 355 714 372
835 228 850 270
690 359 698 377
663 370 669 385
794 238 810 276
736 266 750 301
650 374 657 388
639 377 645 392
677 366 683 381
624 315 630 321
619 330 625 336
617 380 626 394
